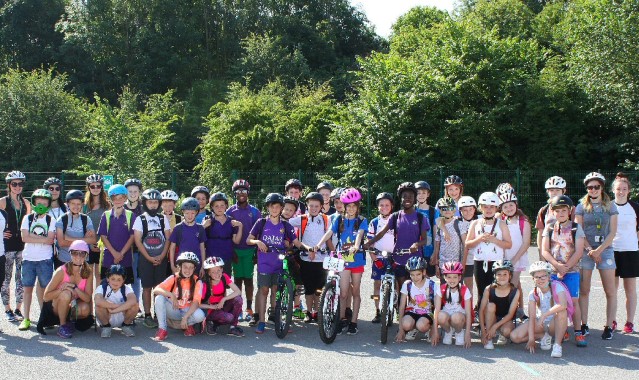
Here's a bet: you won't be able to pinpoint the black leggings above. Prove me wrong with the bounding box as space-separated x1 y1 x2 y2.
474 260 496 307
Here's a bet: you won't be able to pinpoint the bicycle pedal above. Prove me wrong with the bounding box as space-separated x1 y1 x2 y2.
371 295 380 300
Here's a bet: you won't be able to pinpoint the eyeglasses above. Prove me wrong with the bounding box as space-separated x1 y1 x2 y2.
48 186 60 191
235 189 248 194
89 184 102 190
533 274 549 280
70 250 88 257
586 185 601 191
10 182 24 188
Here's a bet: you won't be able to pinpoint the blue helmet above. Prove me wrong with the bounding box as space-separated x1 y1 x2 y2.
405 256 426 272
108 184 127 197
180 197 200 211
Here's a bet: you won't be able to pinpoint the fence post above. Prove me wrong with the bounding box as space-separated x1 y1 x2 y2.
60 171 65 184
231 170 238 182
171 172 177 192
298 169 303 185
367 171 372 219
516 168 521 193
439 167 444 197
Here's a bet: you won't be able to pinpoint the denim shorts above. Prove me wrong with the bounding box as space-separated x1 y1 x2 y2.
21 259 54 287
551 272 580 298
581 248 616 271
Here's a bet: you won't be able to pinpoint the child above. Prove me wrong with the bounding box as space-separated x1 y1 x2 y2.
367 192 395 323
479 260 519 349
510 261 571 358
55 190 96 265
191 186 211 224
316 181 336 215
458 196 479 290
535 176 570 260
441 175 464 217
98 185 135 284
432 197 467 279
200 256 244 337
153 251 206 340
124 178 143 306
168 197 206 276
285 178 306 216
282 196 299 221
203 192 242 276
395 257 435 343
160 190 182 230
93 264 138 338
542 195 586 346
432 261 472 347
415 180 439 277
83 174 110 285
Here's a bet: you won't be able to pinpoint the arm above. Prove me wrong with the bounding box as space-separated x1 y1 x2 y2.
591 214 618 259
365 222 391 248
431 294 441 346
43 269 66 302
231 219 243 245
22 228 55 245
74 275 94 303
494 221 512 250
247 233 268 253
463 292 472 348
464 220 482 249
134 230 154 263
292 238 312 252
314 228 334 249
94 294 118 310
110 292 139 314
169 242 177 272
431 239 440 268
395 293 408 343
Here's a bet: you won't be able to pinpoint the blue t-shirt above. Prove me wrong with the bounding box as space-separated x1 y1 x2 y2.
331 215 368 268
249 218 297 274
55 213 95 263
416 207 438 258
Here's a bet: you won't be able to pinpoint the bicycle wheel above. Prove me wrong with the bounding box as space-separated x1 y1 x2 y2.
380 282 391 344
318 280 340 344
274 275 295 339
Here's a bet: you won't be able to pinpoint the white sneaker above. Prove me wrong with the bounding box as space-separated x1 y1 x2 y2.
484 340 495 350
443 328 454 345
540 332 552 350
121 325 136 337
405 329 418 341
496 333 508 345
455 329 465 346
101 326 112 338
551 343 562 358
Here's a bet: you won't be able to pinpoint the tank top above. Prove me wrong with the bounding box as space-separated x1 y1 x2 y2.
58 265 88 299
504 218 525 267
471 219 505 262
2 196 26 251
488 286 517 318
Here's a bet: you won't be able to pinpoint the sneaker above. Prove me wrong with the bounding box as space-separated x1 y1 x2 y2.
5 310 15 322
455 329 466 346
496 333 508 345
18 318 30 331
484 340 495 350
244 308 253 323
255 321 266 334
405 329 418 341
206 321 218 335
136 310 145 319
228 326 245 337
143 315 158 328
248 313 258 327
575 331 587 347
13 309 24 321
121 324 136 337
293 307 305 319
57 324 73 339
345 307 353 322
540 332 552 350
193 321 203 334
623 321 635 334
184 325 196 336
371 310 381 324
602 326 613 340
442 328 454 345
101 326 112 338
304 311 313 323
563 331 570 342
312 312 318 322
551 343 563 358
581 324 590 336
347 322 358 335
154 328 168 341
612 320 618 331
337 319 349 335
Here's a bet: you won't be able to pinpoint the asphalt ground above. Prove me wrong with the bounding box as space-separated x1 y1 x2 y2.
1 247 638 379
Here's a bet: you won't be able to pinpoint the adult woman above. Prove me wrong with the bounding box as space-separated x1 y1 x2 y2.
83 174 110 283
43 177 67 221
575 172 618 340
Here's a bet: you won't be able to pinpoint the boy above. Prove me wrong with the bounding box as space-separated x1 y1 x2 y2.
191 185 211 224
55 190 96 264
168 198 206 275
160 190 182 230
316 181 336 215
124 178 143 310
285 178 306 216
367 192 395 323
415 180 439 277
98 184 135 285
94 264 138 337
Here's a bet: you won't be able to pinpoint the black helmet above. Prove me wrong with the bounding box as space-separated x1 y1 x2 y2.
316 181 334 192
107 264 127 278
180 197 200 211
85 174 103 185
305 192 324 204
210 192 229 205
415 181 431 191
397 182 417 198
283 196 299 210
264 193 285 207
405 256 426 272
65 190 84 203
375 192 394 206
141 189 162 216
191 185 210 198
284 179 303 192
444 175 463 187
330 187 344 200
43 177 63 189
550 195 573 209
124 178 143 189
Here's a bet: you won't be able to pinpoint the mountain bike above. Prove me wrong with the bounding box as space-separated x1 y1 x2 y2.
318 250 345 344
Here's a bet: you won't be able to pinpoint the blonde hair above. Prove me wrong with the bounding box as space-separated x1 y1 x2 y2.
580 180 612 213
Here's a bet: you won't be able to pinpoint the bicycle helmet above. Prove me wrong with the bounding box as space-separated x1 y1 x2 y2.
458 196 477 208
210 192 229 205
85 174 103 185
397 182 417 198
305 192 324 204
441 261 463 275
31 189 52 204
375 192 394 206
495 182 515 197
191 185 210 198
69 240 90 254
283 196 299 210
316 181 333 192
529 261 553 276
161 190 179 201
405 256 426 272
415 181 431 191
492 260 514 274
498 192 517 204
545 176 566 190
108 184 127 197
180 197 200 211
584 172 605 185
141 189 162 215
330 187 344 200
444 175 463 187
5 170 26 183
107 264 127 277
340 188 362 204
284 179 303 192
43 177 63 189
203 256 225 269
478 192 500 206
264 193 285 207
436 197 457 210
232 179 250 193
124 178 143 189
65 190 84 203
550 195 573 209
175 251 200 267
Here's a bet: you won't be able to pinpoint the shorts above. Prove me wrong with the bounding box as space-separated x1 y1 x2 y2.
405 311 433 325
88 250 101 264
257 272 279 288
98 311 125 328
100 266 135 284
394 265 409 279
581 249 616 270
300 260 327 295
614 251 639 278
551 272 580 298
371 259 386 281
463 264 474 278
345 266 364 274
232 248 255 279
139 256 168 288
21 259 54 288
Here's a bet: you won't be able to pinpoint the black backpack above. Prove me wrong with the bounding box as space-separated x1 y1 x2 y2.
100 278 127 302
139 214 166 240
60 213 89 236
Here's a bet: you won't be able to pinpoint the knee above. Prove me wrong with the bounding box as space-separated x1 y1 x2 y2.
58 290 72 303
77 302 91 317
417 318 431 332
437 312 449 325
451 313 465 326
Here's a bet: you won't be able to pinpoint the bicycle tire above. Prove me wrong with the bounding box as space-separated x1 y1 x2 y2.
380 282 391 344
318 280 340 344
274 275 295 339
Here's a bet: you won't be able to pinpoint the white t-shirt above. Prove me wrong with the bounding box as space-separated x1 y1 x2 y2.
94 283 134 304
132 214 170 257
470 219 505 262
528 284 566 324
504 217 529 270
21 214 56 261
435 285 472 315
368 215 395 257
400 279 435 315
289 214 328 262
613 202 639 252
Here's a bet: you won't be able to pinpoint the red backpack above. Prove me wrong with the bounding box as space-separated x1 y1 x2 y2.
440 283 474 320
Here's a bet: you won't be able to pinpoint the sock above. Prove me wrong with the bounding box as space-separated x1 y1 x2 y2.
102 323 111 327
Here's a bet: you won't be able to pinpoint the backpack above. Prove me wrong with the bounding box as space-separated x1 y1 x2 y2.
103 209 133 233
61 213 88 236
440 283 474 320
389 211 425 243
139 214 166 241
299 214 329 241
27 213 53 235
202 275 229 303
406 280 435 311
100 279 127 302
533 280 575 322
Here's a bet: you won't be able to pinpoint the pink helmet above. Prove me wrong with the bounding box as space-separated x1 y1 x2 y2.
69 240 90 253
340 188 362 204
441 261 463 275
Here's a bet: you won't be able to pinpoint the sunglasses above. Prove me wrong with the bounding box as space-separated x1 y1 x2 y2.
439 207 456 212
586 185 601 191
70 250 88 257
48 186 60 191
10 182 24 188
235 189 248 194
89 184 102 190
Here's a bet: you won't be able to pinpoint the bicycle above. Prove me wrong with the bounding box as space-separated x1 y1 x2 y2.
318 249 345 344
269 246 307 339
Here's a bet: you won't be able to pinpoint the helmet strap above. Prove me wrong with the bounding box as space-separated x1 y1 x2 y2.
484 216 494 221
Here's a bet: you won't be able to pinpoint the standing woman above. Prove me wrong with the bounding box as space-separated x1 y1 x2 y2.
83 174 111 285
611 173 639 334
0 171 31 322
44 177 67 221
575 172 618 340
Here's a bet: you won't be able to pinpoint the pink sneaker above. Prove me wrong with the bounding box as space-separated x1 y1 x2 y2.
154 328 168 341
623 322 635 334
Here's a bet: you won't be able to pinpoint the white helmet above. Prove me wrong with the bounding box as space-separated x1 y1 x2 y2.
458 196 476 208
545 176 566 189
203 256 224 270
161 189 179 201
495 183 515 197
478 192 500 206
529 261 553 276
584 172 605 185
498 192 517 204
5 170 26 183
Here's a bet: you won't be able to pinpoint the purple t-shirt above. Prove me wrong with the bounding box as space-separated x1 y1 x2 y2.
226 203 260 250
249 218 296 274
98 211 135 267
169 222 206 255
387 210 430 265
205 218 238 262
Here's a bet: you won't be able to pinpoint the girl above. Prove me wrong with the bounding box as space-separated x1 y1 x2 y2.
317 181 336 215
1 170 31 322
465 192 512 309
191 185 211 224
55 190 96 265
367 192 395 323
98 184 135 284
479 260 519 349
442 175 464 216
575 172 618 339
203 192 242 276
510 261 570 358
44 177 67 221
160 190 182 230
42 240 94 338
611 173 639 334
432 197 467 280
168 198 207 276
124 178 143 310
536 176 569 261
459 196 480 291
153 251 206 340
316 188 368 335
395 257 435 343
432 261 472 348
83 174 110 285
200 256 244 337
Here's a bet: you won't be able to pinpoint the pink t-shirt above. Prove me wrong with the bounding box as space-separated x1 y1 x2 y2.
202 273 232 305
